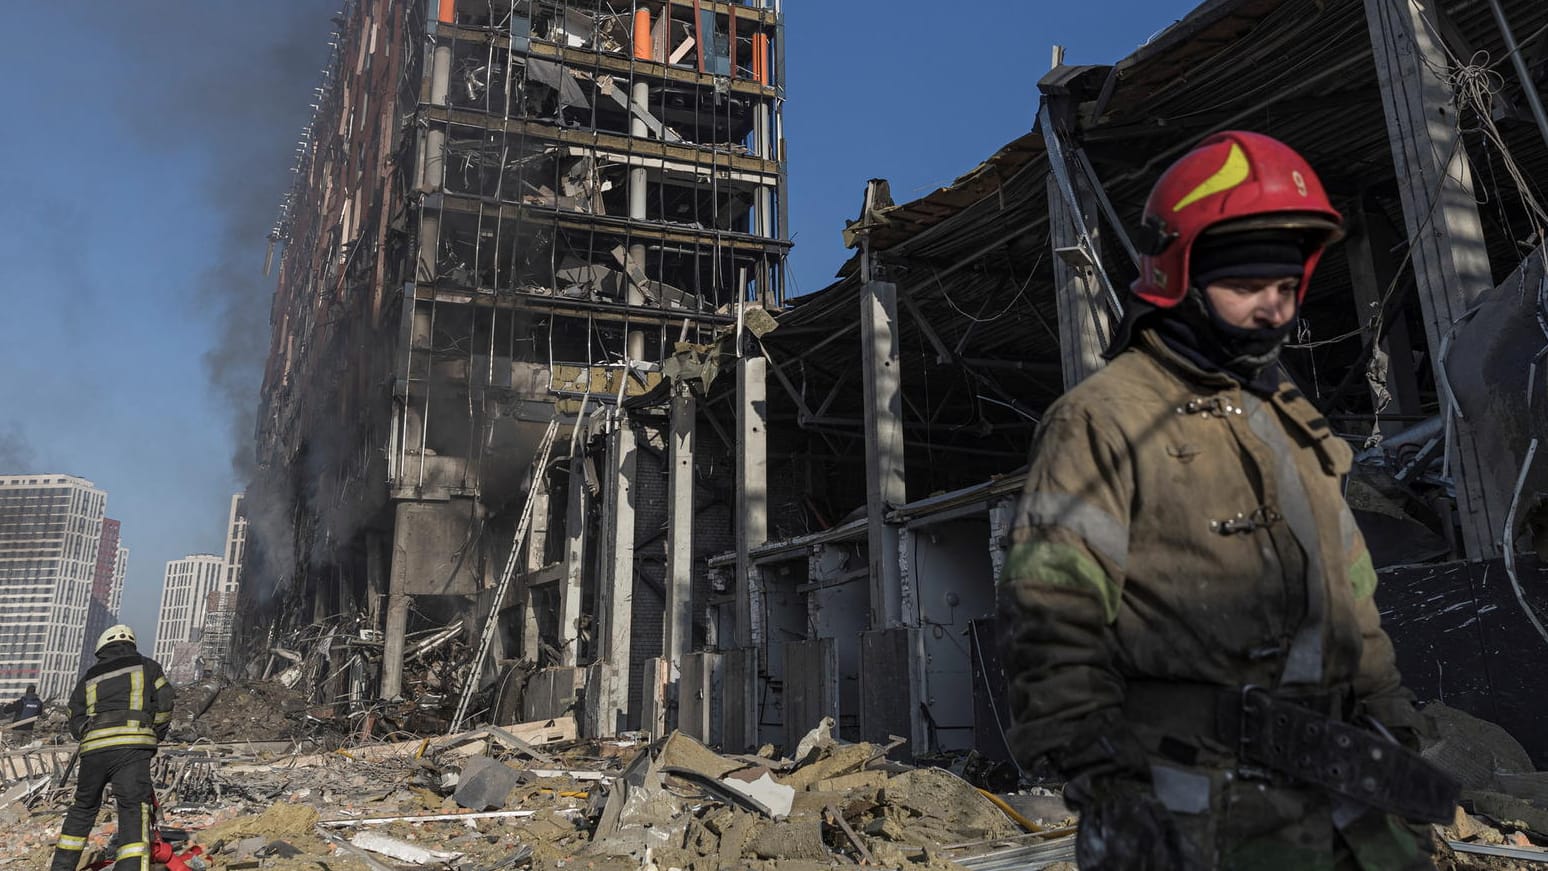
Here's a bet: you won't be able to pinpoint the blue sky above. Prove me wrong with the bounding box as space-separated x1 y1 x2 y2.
0 1 1196 648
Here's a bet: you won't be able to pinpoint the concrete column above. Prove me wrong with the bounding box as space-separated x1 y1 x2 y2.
521 471 551 662
1047 173 1112 389
664 388 696 662
430 43 452 107
381 502 413 699
596 419 637 733
1366 0 1506 558
558 451 588 667
627 81 650 363
734 355 768 649
861 278 906 628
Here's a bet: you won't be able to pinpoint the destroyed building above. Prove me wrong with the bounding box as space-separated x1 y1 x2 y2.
240 0 1548 769
240 0 788 736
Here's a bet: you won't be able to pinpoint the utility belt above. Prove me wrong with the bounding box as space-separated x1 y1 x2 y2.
1123 682 1459 824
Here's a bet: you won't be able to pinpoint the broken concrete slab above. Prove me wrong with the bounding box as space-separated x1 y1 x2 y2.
455 756 523 810
655 730 741 780
814 770 887 794
781 742 878 791
350 829 464 863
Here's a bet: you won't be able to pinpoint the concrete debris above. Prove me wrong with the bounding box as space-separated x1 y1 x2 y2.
18 675 1073 870
350 829 465 863
26 677 1548 871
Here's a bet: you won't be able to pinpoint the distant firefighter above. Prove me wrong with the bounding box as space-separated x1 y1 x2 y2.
49 625 176 871
4 684 43 735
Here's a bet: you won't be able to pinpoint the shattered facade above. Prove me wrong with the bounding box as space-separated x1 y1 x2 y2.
242 0 787 734
0 475 107 700
244 0 1548 771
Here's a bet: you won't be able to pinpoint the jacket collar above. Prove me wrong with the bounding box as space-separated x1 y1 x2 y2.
1136 328 1245 393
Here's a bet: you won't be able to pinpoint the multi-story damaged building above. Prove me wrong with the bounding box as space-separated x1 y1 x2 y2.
242 0 787 734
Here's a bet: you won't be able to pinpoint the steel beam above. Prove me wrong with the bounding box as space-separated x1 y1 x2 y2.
1365 0 1506 559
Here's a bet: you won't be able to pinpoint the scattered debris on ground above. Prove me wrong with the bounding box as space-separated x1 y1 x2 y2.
0 686 1079 870
9 684 1548 869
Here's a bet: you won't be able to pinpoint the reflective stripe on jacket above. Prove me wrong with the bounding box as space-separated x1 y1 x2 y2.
67 651 175 755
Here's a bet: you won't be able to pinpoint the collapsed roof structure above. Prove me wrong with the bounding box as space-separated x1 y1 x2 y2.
238 0 1548 766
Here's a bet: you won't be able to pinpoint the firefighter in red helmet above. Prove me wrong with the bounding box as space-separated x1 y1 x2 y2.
997 132 1456 869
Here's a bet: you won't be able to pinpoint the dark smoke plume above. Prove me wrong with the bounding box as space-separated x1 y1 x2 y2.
73 3 339 479
0 424 35 475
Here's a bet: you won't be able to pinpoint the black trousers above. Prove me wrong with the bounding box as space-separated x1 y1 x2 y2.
50 747 154 871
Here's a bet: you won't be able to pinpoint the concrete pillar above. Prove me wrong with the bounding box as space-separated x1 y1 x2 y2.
1366 0 1506 558
627 81 650 363
664 388 696 662
861 277 906 628
734 355 768 649
559 451 588 667
596 419 637 734
430 43 452 107
521 470 551 662
381 502 413 699
1047 172 1112 389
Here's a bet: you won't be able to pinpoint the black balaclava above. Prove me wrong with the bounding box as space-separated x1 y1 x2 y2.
1108 229 1307 394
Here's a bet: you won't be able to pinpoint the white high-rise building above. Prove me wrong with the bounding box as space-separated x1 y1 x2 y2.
0 475 107 700
155 555 225 682
200 494 247 675
110 545 128 615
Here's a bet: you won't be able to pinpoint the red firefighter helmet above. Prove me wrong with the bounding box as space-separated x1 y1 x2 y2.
1131 130 1344 308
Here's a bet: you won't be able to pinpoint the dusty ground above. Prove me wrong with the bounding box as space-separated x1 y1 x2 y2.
2 683 1546 870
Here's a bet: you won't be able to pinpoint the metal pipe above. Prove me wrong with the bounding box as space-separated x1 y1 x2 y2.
1486 0 1548 155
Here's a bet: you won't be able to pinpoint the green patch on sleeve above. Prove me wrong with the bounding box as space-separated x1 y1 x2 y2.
1349 550 1377 599
1004 540 1121 623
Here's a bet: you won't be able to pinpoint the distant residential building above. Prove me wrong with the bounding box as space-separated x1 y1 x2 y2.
81 517 124 674
155 555 225 682
199 494 247 675
110 545 128 616
0 475 107 700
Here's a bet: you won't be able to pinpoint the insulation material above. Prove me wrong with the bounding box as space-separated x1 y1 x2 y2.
522 57 590 112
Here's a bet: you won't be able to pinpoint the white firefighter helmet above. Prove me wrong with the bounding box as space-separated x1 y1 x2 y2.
95 624 137 654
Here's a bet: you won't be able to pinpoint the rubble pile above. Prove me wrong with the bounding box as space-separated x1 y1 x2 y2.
11 687 1548 869
168 678 318 743
0 706 1082 871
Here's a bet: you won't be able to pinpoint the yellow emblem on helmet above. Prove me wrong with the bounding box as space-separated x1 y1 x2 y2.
1172 143 1251 213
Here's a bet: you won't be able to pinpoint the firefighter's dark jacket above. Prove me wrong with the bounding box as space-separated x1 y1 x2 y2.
66 643 175 755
